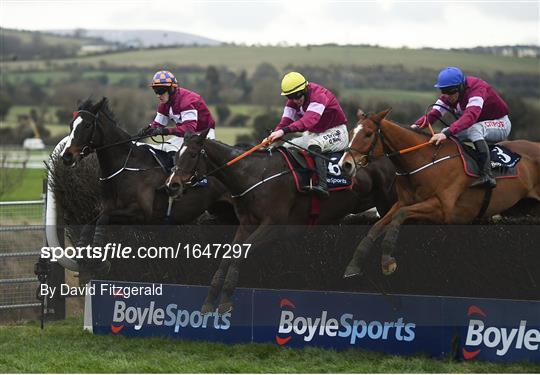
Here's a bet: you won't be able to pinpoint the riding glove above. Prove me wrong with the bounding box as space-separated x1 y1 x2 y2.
136 125 152 137
149 127 170 137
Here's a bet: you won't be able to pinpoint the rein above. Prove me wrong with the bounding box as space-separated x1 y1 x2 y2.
74 109 163 155
346 109 456 175
348 100 460 165
72 109 160 180
177 139 272 187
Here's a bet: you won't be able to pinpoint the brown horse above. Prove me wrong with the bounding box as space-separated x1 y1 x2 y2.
167 130 397 314
339 109 540 278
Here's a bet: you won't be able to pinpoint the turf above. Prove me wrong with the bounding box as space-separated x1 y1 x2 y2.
0 316 538 373
0 168 45 201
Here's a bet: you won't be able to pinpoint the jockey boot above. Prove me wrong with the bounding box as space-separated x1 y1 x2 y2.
470 140 497 189
308 145 330 198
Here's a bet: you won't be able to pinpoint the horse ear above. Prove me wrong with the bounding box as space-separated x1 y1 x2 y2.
199 129 210 139
92 97 108 114
372 108 392 122
193 129 209 145
356 108 366 121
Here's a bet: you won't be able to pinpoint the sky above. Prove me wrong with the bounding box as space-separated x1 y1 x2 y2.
1 0 539 48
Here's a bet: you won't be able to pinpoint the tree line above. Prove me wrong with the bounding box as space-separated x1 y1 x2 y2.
1 62 539 145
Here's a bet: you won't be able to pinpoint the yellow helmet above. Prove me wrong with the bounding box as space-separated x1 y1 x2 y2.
281 72 308 96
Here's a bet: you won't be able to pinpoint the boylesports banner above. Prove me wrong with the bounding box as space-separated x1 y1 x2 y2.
85 280 540 363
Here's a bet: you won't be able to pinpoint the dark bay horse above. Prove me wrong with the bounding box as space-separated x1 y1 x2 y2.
167 130 397 313
339 109 540 277
61 98 234 270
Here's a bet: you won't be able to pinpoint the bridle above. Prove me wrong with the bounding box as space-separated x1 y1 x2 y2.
169 146 209 189
73 109 101 157
346 112 397 168
70 108 147 157
169 138 269 191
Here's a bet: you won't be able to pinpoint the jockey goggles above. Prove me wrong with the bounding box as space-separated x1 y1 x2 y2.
153 86 169 95
440 86 460 95
286 91 304 100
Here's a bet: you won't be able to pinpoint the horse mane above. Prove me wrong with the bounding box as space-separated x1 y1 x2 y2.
206 138 270 156
378 115 432 140
78 97 128 134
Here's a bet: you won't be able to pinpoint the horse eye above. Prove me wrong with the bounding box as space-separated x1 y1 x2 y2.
365 131 373 137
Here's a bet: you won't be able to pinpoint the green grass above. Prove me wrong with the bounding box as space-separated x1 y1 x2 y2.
2 45 537 75
215 127 253 144
2 71 72 85
209 104 269 117
524 98 540 111
0 316 537 373
342 88 436 104
0 168 45 201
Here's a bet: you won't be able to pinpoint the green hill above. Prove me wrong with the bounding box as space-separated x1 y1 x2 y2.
1 28 91 47
2 45 538 75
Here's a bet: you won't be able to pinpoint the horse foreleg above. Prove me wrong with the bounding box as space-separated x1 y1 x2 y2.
201 225 251 314
380 197 443 275
218 221 276 314
201 258 231 314
344 202 401 278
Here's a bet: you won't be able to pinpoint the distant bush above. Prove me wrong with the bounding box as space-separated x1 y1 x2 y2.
227 113 250 128
215 104 231 124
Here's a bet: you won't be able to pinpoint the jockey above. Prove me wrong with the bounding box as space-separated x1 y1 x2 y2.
267 72 349 198
414 67 511 188
137 70 216 150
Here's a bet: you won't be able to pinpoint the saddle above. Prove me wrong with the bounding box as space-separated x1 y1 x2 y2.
450 138 521 179
277 147 354 193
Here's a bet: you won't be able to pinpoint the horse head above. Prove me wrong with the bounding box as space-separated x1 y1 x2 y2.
166 129 210 197
61 97 109 166
339 108 391 177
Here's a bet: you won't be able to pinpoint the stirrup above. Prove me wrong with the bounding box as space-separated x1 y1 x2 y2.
309 185 330 198
470 176 496 189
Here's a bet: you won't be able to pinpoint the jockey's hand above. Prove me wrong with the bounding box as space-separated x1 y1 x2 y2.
149 127 170 137
136 125 152 137
267 129 285 143
429 132 447 146
410 124 420 130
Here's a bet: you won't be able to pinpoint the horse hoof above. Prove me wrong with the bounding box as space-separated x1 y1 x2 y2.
382 257 397 276
201 303 215 315
218 302 233 315
343 263 363 278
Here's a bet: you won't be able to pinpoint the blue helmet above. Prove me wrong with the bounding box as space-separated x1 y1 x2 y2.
434 67 465 88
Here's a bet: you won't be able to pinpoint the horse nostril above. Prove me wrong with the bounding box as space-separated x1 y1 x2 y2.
170 182 181 191
62 153 73 165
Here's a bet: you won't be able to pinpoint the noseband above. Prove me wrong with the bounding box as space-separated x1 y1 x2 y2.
73 109 100 157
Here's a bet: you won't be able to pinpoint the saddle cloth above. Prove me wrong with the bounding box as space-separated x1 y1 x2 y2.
139 144 208 187
450 138 521 179
277 147 354 193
